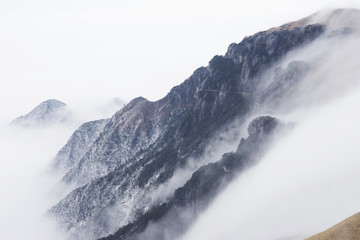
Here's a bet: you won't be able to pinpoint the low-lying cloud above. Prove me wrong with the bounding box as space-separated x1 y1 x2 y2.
180 12 360 240
181 87 360 240
0 125 75 240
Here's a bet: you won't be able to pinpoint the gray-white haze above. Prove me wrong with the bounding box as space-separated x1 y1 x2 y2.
0 95 128 239
180 11 360 240
145 116 253 205
181 90 360 240
0 125 74 240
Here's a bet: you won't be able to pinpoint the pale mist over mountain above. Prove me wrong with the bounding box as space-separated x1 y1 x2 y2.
1 2 360 240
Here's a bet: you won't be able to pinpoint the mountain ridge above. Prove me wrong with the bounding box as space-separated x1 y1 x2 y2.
99 116 285 240
48 8 360 240
50 17 326 240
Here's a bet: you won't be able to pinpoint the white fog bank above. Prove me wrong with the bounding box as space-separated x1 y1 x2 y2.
181 44 360 240
182 87 360 240
0 125 75 240
180 10 360 240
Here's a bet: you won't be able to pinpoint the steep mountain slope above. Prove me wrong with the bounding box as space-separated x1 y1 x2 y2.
50 24 324 239
49 8 360 240
306 212 360 240
100 116 284 240
53 119 110 172
60 20 324 188
11 99 71 127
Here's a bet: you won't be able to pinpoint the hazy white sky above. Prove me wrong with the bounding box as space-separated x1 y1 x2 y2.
1 0 359 121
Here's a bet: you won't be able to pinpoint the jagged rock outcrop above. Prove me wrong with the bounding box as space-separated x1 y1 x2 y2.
11 99 71 127
224 24 323 92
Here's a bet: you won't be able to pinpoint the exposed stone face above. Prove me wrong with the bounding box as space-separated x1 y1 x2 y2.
225 24 324 91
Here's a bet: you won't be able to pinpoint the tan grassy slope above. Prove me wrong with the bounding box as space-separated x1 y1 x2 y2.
306 212 360 240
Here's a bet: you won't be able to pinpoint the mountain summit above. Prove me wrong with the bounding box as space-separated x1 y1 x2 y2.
11 99 71 127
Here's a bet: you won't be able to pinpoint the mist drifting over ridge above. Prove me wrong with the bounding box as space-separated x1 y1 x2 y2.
181 89 360 240
50 8 360 240
180 9 360 240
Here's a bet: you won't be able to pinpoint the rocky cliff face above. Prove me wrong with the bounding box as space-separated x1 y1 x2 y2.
48 9 359 240
11 99 71 127
224 24 323 92
61 67 207 187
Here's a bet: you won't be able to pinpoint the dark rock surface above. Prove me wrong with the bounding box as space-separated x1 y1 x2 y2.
224 24 324 92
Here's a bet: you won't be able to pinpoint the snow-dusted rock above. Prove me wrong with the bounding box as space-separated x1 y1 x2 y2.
11 99 71 127
53 119 110 172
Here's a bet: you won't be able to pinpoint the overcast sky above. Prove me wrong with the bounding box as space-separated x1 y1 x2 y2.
1 0 359 121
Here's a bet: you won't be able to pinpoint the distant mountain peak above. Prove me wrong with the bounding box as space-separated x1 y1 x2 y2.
36 99 67 113
11 99 71 127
